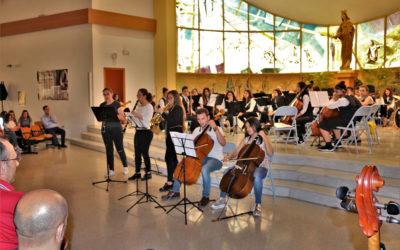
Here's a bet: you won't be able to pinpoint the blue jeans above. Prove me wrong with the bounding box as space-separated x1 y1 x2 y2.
220 167 268 204
172 157 222 198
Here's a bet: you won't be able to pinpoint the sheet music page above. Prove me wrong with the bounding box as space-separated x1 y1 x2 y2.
125 112 144 128
207 94 218 107
309 91 330 107
170 132 197 158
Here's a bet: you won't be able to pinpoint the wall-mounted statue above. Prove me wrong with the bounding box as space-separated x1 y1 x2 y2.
333 10 355 70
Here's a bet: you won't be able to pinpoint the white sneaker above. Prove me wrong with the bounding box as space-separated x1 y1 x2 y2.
211 197 227 210
104 170 115 178
123 167 128 175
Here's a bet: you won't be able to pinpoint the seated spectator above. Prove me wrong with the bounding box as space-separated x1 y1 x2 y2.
4 114 22 153
8 110 17 124
0 138 23 250
41 106 67 149
17 110 33 128
14 189 68 250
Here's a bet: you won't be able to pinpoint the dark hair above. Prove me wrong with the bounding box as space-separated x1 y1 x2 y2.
168 90 187 124
0 111 7 119
273 88 282 96
4 113 11 122
19 110 31 122
335 81 347 91
103 87 113 93
243 89 252 103
196 108 209 116
244 117 262 137
162 87 168 94
42 105 49 110
9 110 14 114
347 87 354 92
138 88 153 102
112 93 119 101
359 85 369 93
297 81 309 97
383 88 393 99
313 86 321 91
202 88 211 104
182 86 188 92
225 90 237 102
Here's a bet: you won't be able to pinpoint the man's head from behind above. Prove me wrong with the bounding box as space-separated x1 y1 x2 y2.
14 189 68 250
0 138 19 184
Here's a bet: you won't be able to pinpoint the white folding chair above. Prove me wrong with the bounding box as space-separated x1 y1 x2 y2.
368 105 380 144
250 154 276 206
333 106 372 153
268 106 299 151
197 142 237 195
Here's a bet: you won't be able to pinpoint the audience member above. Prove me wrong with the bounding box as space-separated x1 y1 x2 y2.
41 106 67 149
0 138 23 250
14 189 68 250
17 110 33 128
3 113 22 153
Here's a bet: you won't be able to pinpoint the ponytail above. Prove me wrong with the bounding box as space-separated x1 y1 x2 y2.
138 88 153 103
335 81 347 91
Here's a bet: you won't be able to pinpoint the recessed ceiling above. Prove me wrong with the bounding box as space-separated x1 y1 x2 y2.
246 0 399 25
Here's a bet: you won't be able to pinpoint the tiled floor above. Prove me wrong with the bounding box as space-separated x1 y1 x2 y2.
13 143 400 250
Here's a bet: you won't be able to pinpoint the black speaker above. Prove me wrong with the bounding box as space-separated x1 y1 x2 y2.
0 82 8 101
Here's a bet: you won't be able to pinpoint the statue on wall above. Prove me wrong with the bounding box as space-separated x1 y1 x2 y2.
333 10 355 70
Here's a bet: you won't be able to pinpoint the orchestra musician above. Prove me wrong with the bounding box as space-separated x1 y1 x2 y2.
211 117 274 216
157 87 168 130
191 88 201 111
181 86 199 131
381 88 395 126
317 82 361 151
220 90 237 132
100 88 128 177
260 88 285 124
199 88 211 110
128 89 154 181
295 82 314 144
158 90 186 192
238 90 257 128
359 85 375 106
161 108 226 207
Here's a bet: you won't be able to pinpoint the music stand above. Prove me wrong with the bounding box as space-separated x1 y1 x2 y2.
91 106 127 192
166 131 203 225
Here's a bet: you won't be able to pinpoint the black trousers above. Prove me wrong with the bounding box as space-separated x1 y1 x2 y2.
165 128 182 182
225 114 234 127
296 115 313 141
238 112 258 124
101 126 127 171
260 111 270 123
134 130 153 173
45 127 66 146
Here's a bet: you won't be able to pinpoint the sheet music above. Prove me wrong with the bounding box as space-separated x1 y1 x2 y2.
207 94 219 107
125 112 144 128
170 132 197 158
309 91 330 107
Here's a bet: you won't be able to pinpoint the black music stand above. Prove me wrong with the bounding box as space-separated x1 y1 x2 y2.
165 131 203 225
91 106 127 192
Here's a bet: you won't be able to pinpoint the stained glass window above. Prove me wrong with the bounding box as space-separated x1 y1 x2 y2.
249 6 274 31
275 16 300 31
302 24 328 72
177 28 199 73
275 32 301 73
249 32 274 73
199 31 223 73
357 18 385 69
225 32 248 73
199 0 223 30
176 0 199 29
386 11 400 68
224 0 248 31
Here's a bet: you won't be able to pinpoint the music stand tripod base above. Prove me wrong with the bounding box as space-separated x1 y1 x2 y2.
92 177 127 192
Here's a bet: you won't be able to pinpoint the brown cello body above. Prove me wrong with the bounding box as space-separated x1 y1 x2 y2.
174 125 214 185
219 137 265 199
311 107 340 136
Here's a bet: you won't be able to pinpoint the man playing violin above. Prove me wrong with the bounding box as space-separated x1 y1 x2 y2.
162 108 226 206
211 117 274 216
317 81 361 151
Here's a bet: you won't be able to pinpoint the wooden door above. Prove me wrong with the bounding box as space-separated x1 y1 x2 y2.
104 68 125 102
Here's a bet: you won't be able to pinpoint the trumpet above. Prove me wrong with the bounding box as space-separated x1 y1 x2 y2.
150 103 172 127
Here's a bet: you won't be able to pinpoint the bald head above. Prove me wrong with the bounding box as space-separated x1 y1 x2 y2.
14 189 68 249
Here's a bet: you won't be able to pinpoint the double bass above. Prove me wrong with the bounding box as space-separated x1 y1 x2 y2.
219 136 265 199
173 125 214 185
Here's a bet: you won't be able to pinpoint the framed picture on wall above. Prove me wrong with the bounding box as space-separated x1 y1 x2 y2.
18 91 26 106
37 69 69 100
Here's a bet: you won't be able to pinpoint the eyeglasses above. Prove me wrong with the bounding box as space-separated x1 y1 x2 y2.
1 156 21 162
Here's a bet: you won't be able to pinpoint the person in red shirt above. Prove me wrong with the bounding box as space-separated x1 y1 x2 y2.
0 138 23 250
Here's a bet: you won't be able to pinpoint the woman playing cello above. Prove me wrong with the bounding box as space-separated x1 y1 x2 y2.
211 117 274 216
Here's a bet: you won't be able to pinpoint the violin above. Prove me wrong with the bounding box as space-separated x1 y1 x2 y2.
214 109 225 121
281 82 313 124
219 136 265 199
173 125 214 185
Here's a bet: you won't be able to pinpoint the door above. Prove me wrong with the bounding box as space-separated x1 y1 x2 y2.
104 68 125 102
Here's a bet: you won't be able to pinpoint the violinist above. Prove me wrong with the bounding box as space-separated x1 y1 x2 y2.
260 88 285 124
157 87 168 130
211 117 273 216
158 90 186 192
381 88 395 126
128 89 154 181
220 90 237 132
199 88 211 109
317 82 361 151
181 86 199 131
238 90 257 128
162 108 226 207
295 82 314 144
191 88 201 111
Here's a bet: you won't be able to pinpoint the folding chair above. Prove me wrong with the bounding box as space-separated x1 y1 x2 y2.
303 112 321 143
368 105 380 144
250 154 276 206
333 106 372 153
20 127 40 154
268 106 299 151
197 142 236 196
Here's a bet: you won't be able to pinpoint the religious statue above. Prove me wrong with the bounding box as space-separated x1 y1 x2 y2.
333 11 355 70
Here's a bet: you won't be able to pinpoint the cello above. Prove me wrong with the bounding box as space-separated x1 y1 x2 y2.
219 136 265 199
311 93 340 136
173 125 214 185
281 82 313 125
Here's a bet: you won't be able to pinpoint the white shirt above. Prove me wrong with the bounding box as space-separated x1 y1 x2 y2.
327 97 350 109
199 96 209 106
381 97 395 109
361 96 374 106
134 103 153 129
4 120 17 131
299 95 310 115
158 97 166 108
245 98 256 112
192 126 224 161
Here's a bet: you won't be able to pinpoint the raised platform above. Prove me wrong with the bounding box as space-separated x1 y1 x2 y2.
70 124 400 209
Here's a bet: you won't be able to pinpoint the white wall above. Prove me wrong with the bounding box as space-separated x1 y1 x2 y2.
0 24 93 137
92 25 155 108
92 0 153 18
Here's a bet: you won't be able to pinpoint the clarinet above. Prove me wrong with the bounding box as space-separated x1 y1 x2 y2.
123 100 139 133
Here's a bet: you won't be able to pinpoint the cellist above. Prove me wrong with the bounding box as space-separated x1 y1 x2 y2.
211 117 273 216
161 108 226 207
295 81 314 144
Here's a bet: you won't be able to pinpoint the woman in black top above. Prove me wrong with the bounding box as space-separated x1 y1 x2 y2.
295 82 314 144
382 88 395 126
100 88 128 178
158 90 186 192
222 90 237 131
238 90 257 127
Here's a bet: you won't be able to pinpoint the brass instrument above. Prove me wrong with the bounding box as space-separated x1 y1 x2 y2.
150 103 171 127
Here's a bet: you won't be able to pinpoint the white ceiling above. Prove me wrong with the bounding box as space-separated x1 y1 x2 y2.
246 0 399 25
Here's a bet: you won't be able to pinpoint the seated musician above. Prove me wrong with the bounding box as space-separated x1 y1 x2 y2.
260 88 285 124
359 85 375 106
220 90 237 132
161 108 226 207
317 82 361 151
295 82 314 144
181 86 198 131
211 117 274 216
238 90 257 128
157 87 168 130
191 88 201 111
381 88 395 126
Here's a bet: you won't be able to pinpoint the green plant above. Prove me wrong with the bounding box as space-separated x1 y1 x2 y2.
360 68 399 92
302 72 335 88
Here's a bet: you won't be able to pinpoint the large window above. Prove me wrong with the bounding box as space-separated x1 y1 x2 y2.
176 1 400 73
